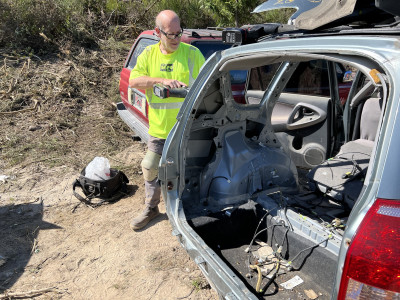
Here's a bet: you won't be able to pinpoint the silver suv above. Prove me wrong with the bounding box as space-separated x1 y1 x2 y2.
159 1 400 299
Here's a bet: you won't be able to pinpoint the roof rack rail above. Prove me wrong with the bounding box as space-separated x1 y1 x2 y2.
222 23 296 46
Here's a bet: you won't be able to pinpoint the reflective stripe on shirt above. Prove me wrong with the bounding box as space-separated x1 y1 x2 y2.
148 101 183 110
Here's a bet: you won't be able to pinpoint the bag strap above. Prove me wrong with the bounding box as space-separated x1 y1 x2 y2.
72 179 107 207
120 171 129 184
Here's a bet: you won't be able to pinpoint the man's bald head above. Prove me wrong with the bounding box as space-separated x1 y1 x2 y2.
155 10 182 54
155 10 180 30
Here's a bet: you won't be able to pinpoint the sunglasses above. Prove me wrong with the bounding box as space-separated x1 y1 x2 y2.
158 28 183 40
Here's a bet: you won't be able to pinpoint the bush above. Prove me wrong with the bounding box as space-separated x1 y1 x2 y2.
0 0 296 52
0 0 68 49
0 0 139 50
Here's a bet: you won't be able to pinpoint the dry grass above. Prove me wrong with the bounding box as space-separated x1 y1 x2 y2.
0 41 133 172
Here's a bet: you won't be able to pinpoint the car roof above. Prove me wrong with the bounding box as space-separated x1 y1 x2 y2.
138 28 224 43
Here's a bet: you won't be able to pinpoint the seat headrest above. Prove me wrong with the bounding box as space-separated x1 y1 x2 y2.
350 81 375 109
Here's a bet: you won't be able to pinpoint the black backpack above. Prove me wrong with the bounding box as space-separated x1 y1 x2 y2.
73 168 129 207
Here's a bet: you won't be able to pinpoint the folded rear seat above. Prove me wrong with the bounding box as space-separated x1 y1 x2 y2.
307 83 383 208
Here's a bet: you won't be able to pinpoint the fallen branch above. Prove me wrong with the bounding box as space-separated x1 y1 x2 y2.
65 60 97 86
106 123 116 135
176 287 195 299
5 60 28 94
0 54 19 60
0 287 59 299
0 58 6 72
6 79 13 94
54 124 64 138
30 238 38 254
43 71 63 78
0 99 38 116
147 280 165 300
71 202 81 213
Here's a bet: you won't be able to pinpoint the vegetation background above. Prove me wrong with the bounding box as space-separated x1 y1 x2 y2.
0 1 293 299
0 0 293 49
0 0 293 170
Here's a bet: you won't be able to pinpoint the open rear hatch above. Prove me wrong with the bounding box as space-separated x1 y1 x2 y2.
176 47 387 298
254 0 397 29
162 1 396 298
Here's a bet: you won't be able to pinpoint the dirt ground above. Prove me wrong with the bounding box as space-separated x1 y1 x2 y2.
0 143 218 300
0 48 218 300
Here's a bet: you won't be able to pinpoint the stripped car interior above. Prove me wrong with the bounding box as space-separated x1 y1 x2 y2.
161 32 396 298
159 0 400 298
175 50 387 297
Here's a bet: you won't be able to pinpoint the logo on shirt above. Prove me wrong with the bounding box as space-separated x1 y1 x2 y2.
160 64 173 72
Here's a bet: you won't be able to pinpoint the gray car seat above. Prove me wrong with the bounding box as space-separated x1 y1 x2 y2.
307 84 382 208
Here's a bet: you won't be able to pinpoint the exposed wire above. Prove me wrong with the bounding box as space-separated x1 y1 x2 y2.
287 235 332 269
283 202 293 231
277 228 289 260
261 261 280 294
325 151 371 188
245 222 283 253
266 190 293 231
244 206 278 253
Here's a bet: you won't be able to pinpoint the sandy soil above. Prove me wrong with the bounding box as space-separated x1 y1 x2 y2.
0 142 218 300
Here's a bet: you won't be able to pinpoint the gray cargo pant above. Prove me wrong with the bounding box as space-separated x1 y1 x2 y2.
143 135 165 208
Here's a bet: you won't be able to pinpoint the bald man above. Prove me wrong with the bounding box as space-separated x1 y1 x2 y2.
129 10 205 230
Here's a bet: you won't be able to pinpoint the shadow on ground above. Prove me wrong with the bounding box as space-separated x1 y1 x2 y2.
0 201 61 292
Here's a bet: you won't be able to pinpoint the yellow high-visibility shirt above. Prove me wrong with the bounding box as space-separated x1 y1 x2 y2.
130 42 205 139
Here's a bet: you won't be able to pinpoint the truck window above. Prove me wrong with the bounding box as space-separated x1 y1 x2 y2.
127 38 158 69
190 41 231 59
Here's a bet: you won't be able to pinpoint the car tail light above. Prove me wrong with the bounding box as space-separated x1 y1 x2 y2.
338 199 400 299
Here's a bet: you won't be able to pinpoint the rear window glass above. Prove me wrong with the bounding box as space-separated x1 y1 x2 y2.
248 64 281 90
127 38 158 69
284 60 330 97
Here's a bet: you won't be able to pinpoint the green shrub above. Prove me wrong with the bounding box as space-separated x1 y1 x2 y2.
0 0 297 52
0 0 136 50
0 0 67 48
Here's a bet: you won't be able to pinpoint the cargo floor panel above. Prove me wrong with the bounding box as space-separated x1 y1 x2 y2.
187 200 339 299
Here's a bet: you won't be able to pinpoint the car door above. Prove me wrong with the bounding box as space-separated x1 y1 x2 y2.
244 59 354 169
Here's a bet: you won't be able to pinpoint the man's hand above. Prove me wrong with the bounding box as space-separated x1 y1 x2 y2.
130 76 187 90
162 79 187 89
153 84 189 99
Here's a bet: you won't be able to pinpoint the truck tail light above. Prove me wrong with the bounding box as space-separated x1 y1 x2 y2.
338 199 400 299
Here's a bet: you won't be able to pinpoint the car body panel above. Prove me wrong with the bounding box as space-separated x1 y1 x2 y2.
159 35 400 299
252 0 323 23
295 0 357 29
254 0 392 30
332 42 400 297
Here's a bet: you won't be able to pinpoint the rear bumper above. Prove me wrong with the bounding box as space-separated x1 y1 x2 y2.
116 102 149 144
